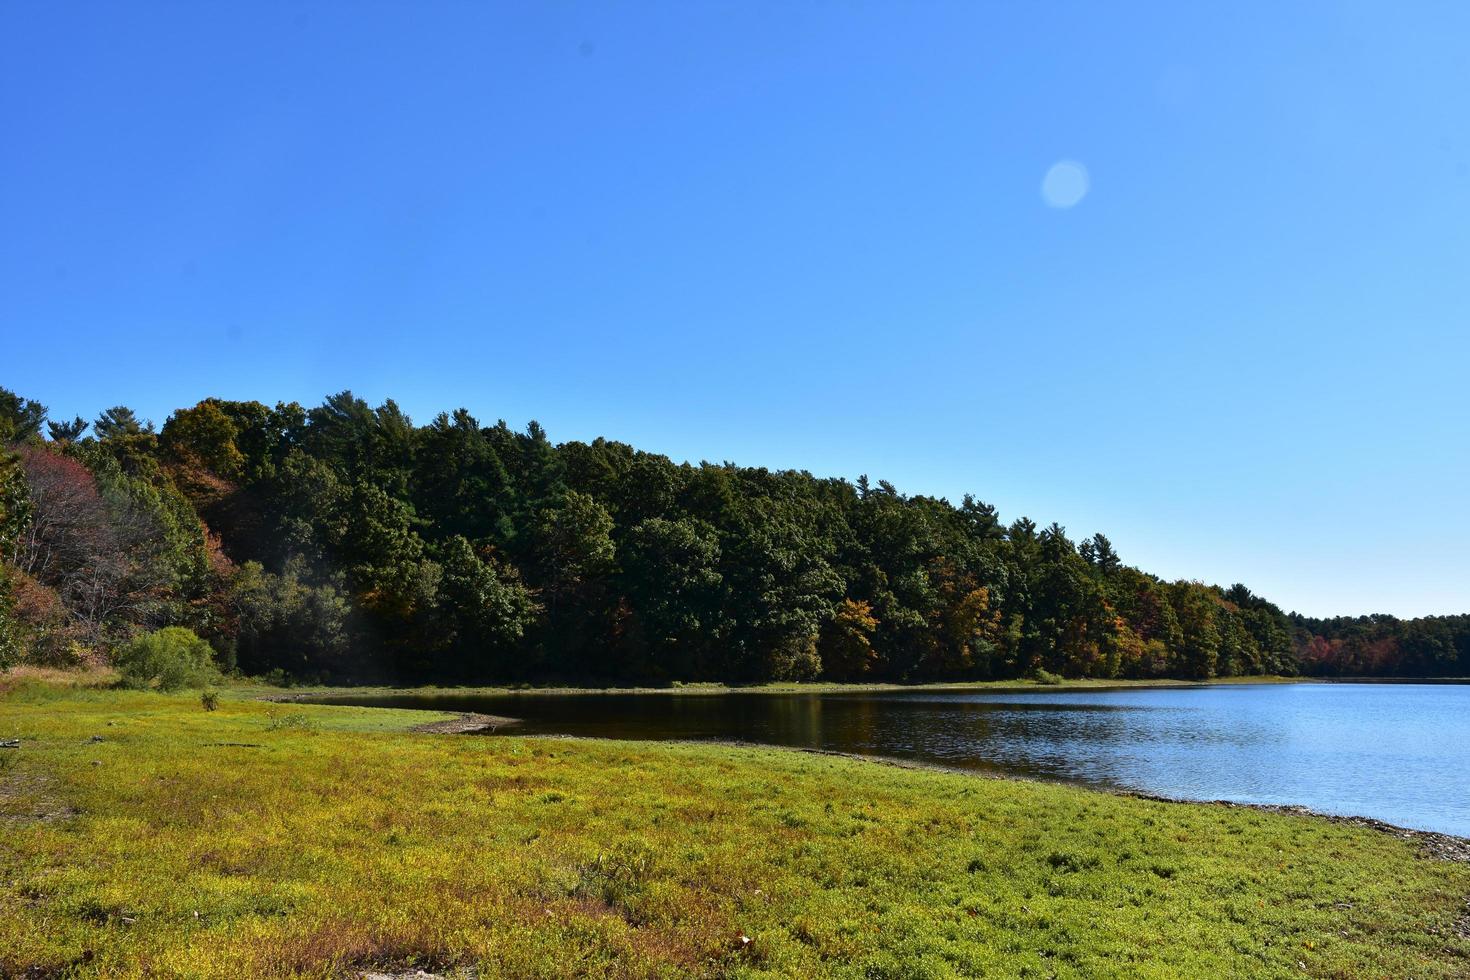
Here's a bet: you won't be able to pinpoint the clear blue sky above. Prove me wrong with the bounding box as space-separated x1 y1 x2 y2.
4 3 1468 618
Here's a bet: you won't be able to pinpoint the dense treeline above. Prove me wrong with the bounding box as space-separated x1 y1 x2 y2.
0 386 1463 683
1289 613 1470 677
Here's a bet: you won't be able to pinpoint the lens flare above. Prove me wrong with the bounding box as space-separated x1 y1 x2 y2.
1041 160 1090 209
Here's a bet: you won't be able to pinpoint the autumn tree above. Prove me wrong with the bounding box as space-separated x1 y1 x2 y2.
820 598 879 679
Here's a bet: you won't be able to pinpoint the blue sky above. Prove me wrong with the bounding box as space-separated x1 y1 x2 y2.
3 2 1468 618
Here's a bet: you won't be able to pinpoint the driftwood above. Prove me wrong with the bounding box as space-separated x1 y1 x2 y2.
0 739 18 749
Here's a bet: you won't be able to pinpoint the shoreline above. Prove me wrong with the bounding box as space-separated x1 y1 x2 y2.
254 674 1470 702
254 673 1315 701
367 703 1470 857
7 683 1469 975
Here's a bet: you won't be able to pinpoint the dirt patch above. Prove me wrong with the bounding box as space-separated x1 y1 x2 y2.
0 766 78 825
356 966 479 980
411 713 519 735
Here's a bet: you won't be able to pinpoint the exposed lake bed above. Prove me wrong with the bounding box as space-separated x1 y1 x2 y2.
308 680 1470 838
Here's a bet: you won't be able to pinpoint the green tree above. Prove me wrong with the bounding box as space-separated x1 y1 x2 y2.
304 392 416 496
720 491 842 681
161 400 246 477
533 490 615 611
0 388 47 444
93 406 151 440
620 517 723 676
1080 533 1120 574
46 416 88 442
231 559 354 680
1169 583 1222 679
412 409 515 544
435 536 540 677
0 449 31 562
0 566 21 670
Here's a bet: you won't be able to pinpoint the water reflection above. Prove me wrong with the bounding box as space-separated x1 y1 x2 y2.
310 683 1470 836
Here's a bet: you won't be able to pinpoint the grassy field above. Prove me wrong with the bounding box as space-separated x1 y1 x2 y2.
2 682 1468 979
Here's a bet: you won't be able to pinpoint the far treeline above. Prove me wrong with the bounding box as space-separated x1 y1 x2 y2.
0 387 1465 684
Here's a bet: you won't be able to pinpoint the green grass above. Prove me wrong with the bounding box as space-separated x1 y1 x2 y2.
2 685 1467 979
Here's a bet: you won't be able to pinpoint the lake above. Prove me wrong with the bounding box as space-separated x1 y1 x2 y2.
311 682 1470 837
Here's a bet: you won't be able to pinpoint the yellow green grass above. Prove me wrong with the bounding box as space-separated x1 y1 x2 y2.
2 683 1468 978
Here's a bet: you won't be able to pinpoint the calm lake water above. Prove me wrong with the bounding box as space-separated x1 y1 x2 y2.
312 682 1470 837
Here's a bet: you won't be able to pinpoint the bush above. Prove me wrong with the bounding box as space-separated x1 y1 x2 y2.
114 627 219 692
200 689 219 711
1028 667 1065 686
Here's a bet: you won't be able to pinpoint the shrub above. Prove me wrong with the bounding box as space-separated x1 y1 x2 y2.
261 667 292 688
114 627 219 692
1029 667 1064 686
200 689 219 711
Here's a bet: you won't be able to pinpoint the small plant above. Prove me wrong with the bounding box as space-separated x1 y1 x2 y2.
1046 850 1100 873
573 844 655 913
265 710 316 732
199 689 219 712
113 628 220 692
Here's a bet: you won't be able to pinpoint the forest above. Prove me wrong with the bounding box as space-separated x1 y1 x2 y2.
1 386 1465 684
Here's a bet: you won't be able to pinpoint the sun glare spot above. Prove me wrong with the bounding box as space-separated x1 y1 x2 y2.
1041 160 1090 209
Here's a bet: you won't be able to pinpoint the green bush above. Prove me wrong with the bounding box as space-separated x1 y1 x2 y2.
114 627 220 692
1029 667 1065 686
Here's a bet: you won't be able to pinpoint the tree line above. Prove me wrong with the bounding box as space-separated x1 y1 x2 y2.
0 386 1464 683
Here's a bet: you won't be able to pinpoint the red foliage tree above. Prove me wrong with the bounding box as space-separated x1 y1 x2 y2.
13 447 131 644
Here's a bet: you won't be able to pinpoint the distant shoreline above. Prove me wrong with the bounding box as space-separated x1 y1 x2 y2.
260 673 1470 701
258 673 1315 700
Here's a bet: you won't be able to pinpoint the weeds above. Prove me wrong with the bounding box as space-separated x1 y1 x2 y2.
265 710 316 732
573 844 656 915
